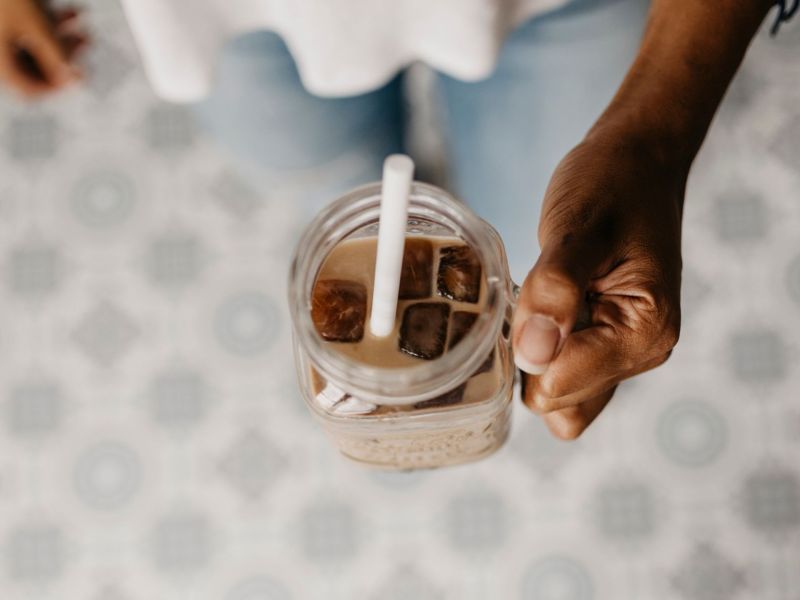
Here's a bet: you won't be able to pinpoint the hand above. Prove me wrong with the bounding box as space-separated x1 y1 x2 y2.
512 126 684 440
0 1 89 98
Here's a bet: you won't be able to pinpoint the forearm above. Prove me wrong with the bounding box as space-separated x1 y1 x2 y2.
590 0 774 168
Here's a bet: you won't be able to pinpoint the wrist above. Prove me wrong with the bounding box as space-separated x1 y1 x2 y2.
585 0 772 172
584 108 696 177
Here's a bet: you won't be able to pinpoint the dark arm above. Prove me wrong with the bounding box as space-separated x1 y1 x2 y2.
591 0 775 171
513 0 779 439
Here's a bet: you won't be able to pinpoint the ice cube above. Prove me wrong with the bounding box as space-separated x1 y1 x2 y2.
413 383 466 409
333 396 377 415
448 310 478 349
399 302 450 360
315 382 349 410
311 279 367 342
399 238 433 299
437 245 482 303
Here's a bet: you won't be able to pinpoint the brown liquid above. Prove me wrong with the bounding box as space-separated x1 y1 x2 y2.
311 236 500 409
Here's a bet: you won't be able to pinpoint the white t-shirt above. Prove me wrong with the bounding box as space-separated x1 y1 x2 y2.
119 0 569 101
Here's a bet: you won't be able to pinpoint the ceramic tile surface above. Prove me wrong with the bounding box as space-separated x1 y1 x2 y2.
1 3 799 599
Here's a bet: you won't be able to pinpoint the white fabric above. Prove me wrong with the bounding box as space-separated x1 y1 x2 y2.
119 0 569 101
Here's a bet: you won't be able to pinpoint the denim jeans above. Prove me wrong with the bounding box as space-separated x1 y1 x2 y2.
195 0 650 281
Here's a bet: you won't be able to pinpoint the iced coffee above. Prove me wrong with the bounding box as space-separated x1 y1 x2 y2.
311 234 498 399
289 182 515 470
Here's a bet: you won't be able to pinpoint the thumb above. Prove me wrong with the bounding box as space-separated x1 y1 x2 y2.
512 243 599 375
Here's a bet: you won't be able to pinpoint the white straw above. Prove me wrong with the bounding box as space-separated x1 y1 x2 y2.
369 154 414 337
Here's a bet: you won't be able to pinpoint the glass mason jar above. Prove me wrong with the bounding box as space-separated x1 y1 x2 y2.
288 182 516 470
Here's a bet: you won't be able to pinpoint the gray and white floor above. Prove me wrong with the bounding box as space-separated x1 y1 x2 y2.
1 2 799 599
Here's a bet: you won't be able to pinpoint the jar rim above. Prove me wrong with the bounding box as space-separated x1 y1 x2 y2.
288 181 510 404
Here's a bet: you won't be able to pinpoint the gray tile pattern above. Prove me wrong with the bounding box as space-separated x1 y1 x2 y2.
0 3 798 599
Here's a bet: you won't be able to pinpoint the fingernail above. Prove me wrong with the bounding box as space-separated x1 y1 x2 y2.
514 314 560 375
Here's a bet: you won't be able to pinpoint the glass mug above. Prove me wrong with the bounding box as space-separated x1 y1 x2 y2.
288 182 517 470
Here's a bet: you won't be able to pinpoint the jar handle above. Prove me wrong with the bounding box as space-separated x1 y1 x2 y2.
507 279 520 311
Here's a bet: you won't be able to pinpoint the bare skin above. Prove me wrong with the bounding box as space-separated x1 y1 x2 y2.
512 0 777 439
0 0 88 98
0 0 781 439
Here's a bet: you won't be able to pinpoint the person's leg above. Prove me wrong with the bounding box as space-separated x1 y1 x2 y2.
194 31 405 215
438 0 650 281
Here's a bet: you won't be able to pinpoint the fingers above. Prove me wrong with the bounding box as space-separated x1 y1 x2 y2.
534 296 676 399
512 240 605 376
0 49 50 96
17 25 74 88
516 264 677 414
522 350 671 413
0 3 85 98
541 386 617 440
54 7 89 61
61 32 89 60
54 7 81 25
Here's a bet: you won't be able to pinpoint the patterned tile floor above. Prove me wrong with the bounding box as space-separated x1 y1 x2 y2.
0 2 799 600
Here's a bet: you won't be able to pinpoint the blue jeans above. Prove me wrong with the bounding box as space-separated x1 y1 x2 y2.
195 0 649 281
